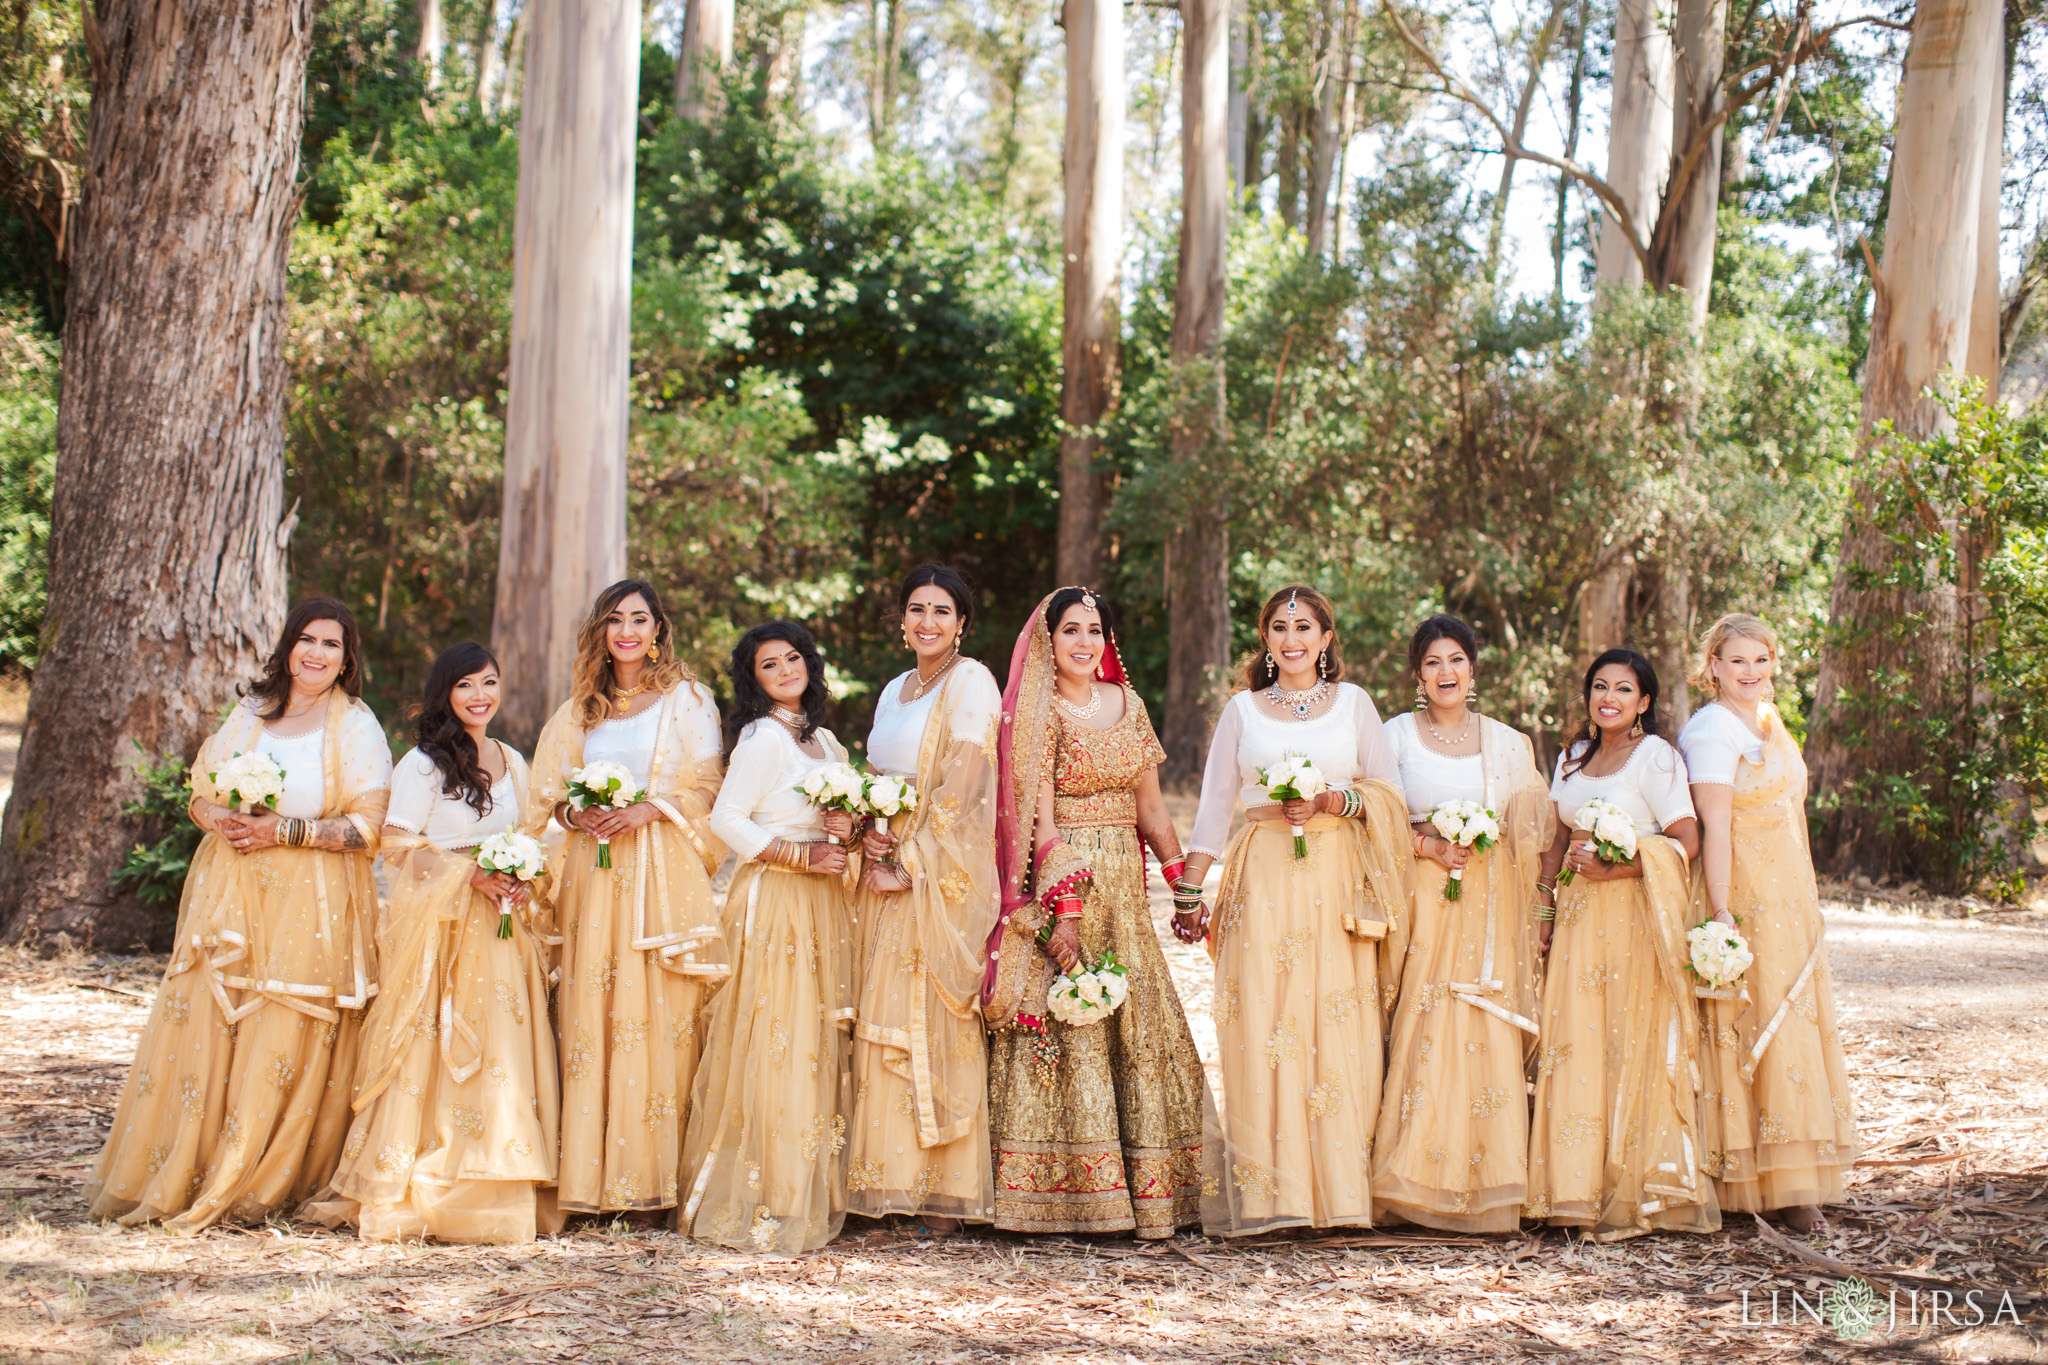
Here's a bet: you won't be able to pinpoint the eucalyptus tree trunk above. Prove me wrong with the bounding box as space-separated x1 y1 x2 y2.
675 0 735 120
475 0 504 110
1806 0 2004 878
1658 0 1726 328
1965 23 2005 393
1055 0 1124 588
1302 0 1345 254
1228 2 1249 192
1592 0 1672 288
417 0 445 87
492 0 639 750
1162 0 1231 786
0 0 311 948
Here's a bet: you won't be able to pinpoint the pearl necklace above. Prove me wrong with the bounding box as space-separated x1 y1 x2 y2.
1423 707 1474 747
1056 683 1102 719
910 652 959 701
1266 678 1331 720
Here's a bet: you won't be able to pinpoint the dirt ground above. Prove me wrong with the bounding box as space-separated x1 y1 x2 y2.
0 883 2044 1364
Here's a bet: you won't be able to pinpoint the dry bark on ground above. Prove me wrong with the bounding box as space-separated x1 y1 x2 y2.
0 891 2043 1364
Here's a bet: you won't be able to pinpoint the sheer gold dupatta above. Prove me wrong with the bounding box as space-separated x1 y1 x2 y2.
1444 718 1554 1044
984 592 1059 1031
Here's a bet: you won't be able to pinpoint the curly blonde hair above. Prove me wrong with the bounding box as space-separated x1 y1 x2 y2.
571 578 697 726
1689 612 1780 699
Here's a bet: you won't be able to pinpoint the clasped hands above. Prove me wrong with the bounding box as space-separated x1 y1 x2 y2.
214 806 276 854
471 867 534 905
858 822 910 894
567 800 664 842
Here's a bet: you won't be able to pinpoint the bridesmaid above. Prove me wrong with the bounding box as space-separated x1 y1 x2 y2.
1183 585 1413 1236
528 579 727 1222
1679 613 1858 1233
846 564 1002 1232
88 597 392 1231
1373 615 1553 1233
1527 649 1717 1240
317 642 558 1243
683 622 858 1251
983 587 1210 1238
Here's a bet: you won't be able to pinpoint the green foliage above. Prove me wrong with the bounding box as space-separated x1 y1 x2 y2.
0 303 53 667
112 745 202 906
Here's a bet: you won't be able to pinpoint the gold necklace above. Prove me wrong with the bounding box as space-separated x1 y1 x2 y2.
1056 683 1102 719
612 675 652 702
770 705 806 734
910 651 959 701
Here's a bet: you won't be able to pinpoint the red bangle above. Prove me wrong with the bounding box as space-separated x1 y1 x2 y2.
1159 858 1186 887
1039 869 1092 911
1054 896 1084 920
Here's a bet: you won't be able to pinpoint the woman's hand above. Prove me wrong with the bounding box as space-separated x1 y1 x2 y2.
1171 903 1209 944
1043 919 1082 973
861 859 911 895
807 840 849 876
1415 833 1468 871
225 811 280 854
821 810 855 845
471 867 531 904
1279 791 1337 825
582 801 662 841
1537 921 1554 956
862 824 896 860
1564 839 1642 883
1710 906 1739 931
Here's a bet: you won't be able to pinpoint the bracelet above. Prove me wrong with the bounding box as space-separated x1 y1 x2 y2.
1338 789 1362 820
1159 858 1187 887
1039 869 1092 911
1054 896 1084 920
287 817 315 848
1531 904 1555 923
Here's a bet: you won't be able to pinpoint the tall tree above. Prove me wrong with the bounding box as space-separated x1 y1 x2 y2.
1661 0 1726 327
492 0 640 748
1056 0 1124 587
417 0 446 88
1806 0 2006 877
676 0 735 120
1162 0 1231 784
1594 0 1673 288
0 0 312 947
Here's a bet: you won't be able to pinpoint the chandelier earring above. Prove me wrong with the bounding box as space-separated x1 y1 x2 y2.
1413 679 1427 711
1318 648 1330 679
1630 715 1645 740
647 642 659 663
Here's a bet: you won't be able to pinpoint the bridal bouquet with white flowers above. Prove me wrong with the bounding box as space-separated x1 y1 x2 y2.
210 752 287 814
795 761 868 815
566 761 645 868
1045 950 1130 1028
1428 799 1501 901
475 831 547 939
1554 797 1637 886
860 773 919 820
1686 918 1755 991
1258 753 1329 860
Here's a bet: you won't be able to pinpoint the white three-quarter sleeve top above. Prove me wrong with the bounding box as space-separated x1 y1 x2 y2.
1382 711 1485 822
257 727 328 820
385 744 524 849
865 672 942 778
709 719 851 863
1549 734 1696 834
1675 702 1767 786
1188 682 1404 858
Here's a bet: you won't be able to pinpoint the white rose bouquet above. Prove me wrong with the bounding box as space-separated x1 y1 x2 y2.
1428 799 1501 901
210 752 287 814
475 831 547 939
860 773 919 820
1686 918 1754 991
794 761 868 815
1045 950 1131 1028
565 761 645 868
1258 752 1329 860
1555 797 1637 886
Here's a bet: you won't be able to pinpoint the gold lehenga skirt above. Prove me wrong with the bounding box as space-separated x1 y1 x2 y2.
316 886 559 1243
986 825 1208 1238
1202 816 1390 1236
681 863 856 1251
553 822 725 1213
1696 809 1858 1211
86 843 370 1233
1373 855 1535 1233
1526 869 1717 1239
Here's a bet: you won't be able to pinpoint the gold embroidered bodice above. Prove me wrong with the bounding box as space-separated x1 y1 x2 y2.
1050 686 1167 828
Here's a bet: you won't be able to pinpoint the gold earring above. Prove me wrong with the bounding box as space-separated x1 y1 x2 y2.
1318 649 1330 679
1630 716 1644 739
1413 680 1427 710
647 643 659 662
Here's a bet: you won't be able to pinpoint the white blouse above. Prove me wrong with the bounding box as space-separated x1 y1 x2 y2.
1550 734 1696 834
1189 683 1403 857
1383 712 1484 821
866 672 942 778
709 720 850 863
385 745 522 850
584 689 722 791
257 727 327 819
1676 702 1768 786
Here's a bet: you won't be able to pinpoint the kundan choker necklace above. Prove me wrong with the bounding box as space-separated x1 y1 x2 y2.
1266 678 1331 719
611 678 651 703
1057 683 1102 719
771 705 805 734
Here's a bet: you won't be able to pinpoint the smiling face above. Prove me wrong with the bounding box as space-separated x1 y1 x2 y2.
903 585 962 665
288 619 348 695
754 637 810 708
1263 604 1332 682
1587 662 1651 738
449 664 501 733
1417 636 1473 710
1051 604 1105 686
605 592 656 666
1710 635 1775 705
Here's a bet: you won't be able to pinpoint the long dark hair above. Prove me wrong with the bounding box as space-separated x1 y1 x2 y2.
242 596 364 720
415 641 501 817
1241 584 1344 691
1560 648 1660 778
898 562 975 637
726 621 829 754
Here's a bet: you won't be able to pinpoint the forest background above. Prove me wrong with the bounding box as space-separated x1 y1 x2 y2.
1 0 2046 942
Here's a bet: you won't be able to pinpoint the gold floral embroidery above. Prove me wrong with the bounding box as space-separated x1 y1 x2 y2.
505 1137 534 1158
1410 982 1447 1015
145 1144 170 1174
912 1166 940 1201
1215 978 1242 1025
590 956 618 993
376 1143 416 1175
801 1114 848 1162
745 1160 763 1189
1576 965 1607 996
252 857 283 893
671 1013 697 1046
750 1206 779 1250
899 945 928 975
612 1018 648 1053
487 1061 511 1087
1264 1016 1301 1068
1398 1083 1424 1124
1308 1075 1344 1119
265 1053 297 1090
1469 1087 1508 1120
1792 983 1819 1023
1831 1096 1852 1124
344 1126 368 1159
1270 930 1313 975
939 869 971 905
894 1090 916 1118
161 992 191 1025
1702 1150 1727 1177
1555 1114 1600 1149
494 980 527 1024
1232 1162 1279 1199
564 1031 595 1081
845 1160 885 1192
1426 1145 1448 1163
931 796 962 837
1758 1109 1791 1145
1468 1144 1487 1168
1322 986 1362 1026
645 1092 677 1131
179 1075 204 1115
451 1103 485 1139
768 1017 791 1066
1818 1140 1837 1160
1536 1043 1572 1077
951 1026 980 1060
603 1173 640 1207
217 1109 243 1148
1522 1193 1552 1218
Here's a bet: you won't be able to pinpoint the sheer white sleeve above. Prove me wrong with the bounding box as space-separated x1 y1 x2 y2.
947 661 1002 742
1188 697 1246 859
1351 687 1401 787
340 701 396 799
708 724 778 863
385 748 438 833
677 682 723 763
1642 738 1698 829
